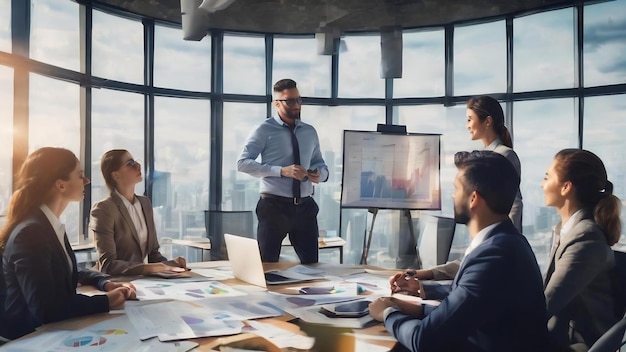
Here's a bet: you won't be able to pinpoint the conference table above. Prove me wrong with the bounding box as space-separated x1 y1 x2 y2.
2 261 399 352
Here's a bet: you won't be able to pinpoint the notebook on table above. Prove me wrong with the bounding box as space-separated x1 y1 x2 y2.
223 233 326 288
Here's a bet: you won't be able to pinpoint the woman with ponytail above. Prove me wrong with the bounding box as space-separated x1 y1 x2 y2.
0 148 135 339
541 148 621 349
389 96 524 290
465 95 522 231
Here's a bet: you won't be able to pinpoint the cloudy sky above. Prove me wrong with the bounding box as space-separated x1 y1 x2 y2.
1 0 625 252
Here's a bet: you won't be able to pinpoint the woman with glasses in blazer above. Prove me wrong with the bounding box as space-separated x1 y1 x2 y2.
89 149 186 275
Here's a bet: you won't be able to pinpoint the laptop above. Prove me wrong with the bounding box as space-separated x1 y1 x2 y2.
223 233 326 288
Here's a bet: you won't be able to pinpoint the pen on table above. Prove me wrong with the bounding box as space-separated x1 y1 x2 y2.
404 270 417 280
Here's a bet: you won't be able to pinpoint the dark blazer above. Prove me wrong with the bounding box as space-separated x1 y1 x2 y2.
385 220 549 352
1 209 109 339
545 209 617 348
90 192 167 275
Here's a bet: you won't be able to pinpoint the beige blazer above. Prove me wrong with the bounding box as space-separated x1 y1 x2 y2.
492 143 523 232
89 192 166 275
545 209 617 348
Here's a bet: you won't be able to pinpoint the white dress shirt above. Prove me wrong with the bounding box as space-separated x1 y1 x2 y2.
39 204 72 270
558 209 583 242
115 189 148 259
463 221 502 259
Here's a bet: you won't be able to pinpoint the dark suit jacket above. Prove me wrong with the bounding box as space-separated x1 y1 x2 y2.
0 210 109 339
385 220 549 352
90 192 167 275
545 209 617 348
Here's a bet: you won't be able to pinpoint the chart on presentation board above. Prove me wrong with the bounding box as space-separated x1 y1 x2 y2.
341 130 441 210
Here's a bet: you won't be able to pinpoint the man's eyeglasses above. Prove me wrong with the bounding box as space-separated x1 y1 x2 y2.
275 97 303 107
124 158 140 168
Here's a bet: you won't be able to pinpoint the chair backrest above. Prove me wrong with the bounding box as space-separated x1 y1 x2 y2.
587 313 626 352
204 210 254 260
417 215 456 269
613 250 626 318
0 253 10 341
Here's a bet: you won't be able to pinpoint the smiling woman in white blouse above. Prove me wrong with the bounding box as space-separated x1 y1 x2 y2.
89 149 186 275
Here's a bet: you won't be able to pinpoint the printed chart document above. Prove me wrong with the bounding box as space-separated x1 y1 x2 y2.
193 293 285 320
127 298 289 342
2 315 197 352
132 279 246 301
268 290 362 313
127 300 245 341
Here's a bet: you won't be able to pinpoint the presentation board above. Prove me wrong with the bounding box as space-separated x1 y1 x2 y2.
340 130 441 210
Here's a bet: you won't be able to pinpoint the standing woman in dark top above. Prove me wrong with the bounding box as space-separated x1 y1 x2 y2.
0 147 135 340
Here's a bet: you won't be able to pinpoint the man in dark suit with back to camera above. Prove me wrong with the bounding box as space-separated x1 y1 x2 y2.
370 150 549 352
237 79 328 264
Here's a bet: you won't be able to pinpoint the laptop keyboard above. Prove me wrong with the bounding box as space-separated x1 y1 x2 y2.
264 272 291 282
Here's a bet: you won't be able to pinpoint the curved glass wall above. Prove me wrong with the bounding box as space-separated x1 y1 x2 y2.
514 8 576 92
0 0 9 52
30 0 79 70
1 0 625 265
454 20 506 96
0 65 12 216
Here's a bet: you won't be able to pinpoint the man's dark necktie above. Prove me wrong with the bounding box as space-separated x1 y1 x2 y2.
289 125 301 201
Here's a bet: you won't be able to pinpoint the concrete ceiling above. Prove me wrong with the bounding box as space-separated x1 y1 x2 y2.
92 0 578 34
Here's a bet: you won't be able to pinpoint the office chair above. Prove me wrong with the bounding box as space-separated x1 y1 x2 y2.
587 314 626 352
613 250 626 318
0 258 9 343
417 215 456 269
205 210 254 260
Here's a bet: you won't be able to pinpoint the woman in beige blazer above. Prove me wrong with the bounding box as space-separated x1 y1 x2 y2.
90 149 186 275
542 148 621 349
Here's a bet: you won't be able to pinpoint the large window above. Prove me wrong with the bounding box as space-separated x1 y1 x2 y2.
2 1 625 266
338 35 385 98
154 25 211 92
154 97 211 240
583 94 626 249
30 0 79 71
29 74 81 243
92 10 143 83
514 98 578 271
394 29 445 98
0 0 10 52
514 8 575 92
273 37 331 98
454 21 506 96
318 106 385 264
223 35 265 95
0 66 12 215
584 0 626 87
395 105 466 264
222 102 267 212
91 88 145 206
